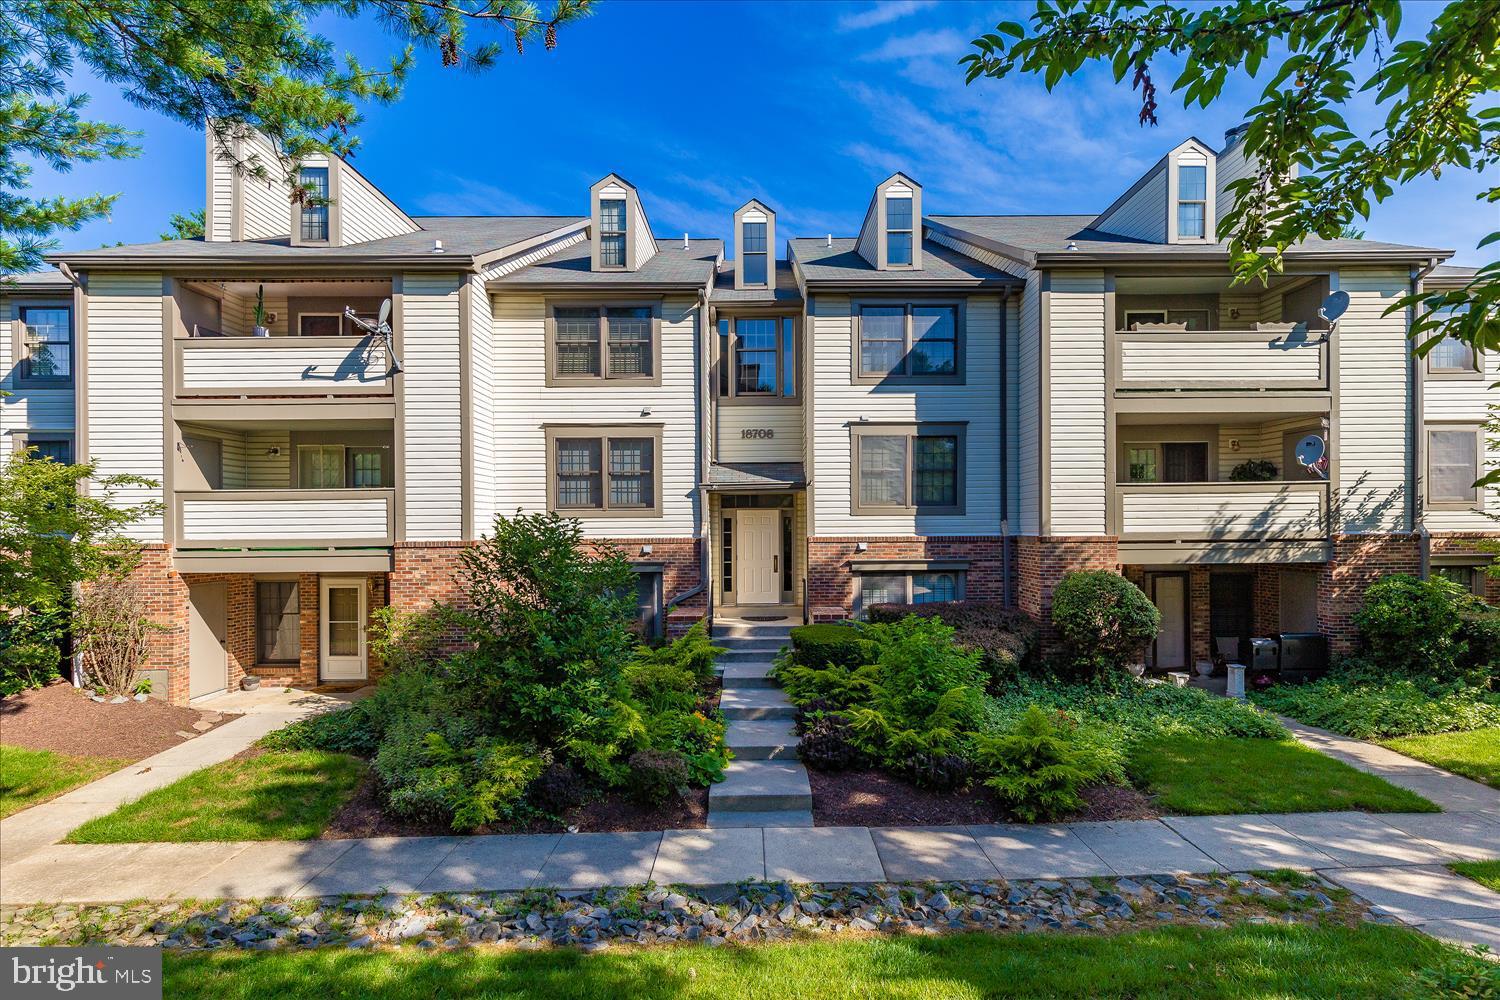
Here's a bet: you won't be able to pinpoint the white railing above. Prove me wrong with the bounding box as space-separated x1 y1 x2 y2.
1113 481 1328 541
1114 329 1327 390
175 489 395 547
175 336 391 397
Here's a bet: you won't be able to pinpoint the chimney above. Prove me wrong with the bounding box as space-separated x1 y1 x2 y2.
1223 123 1250 150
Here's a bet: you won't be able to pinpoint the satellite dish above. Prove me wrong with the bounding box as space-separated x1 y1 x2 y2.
1318 290 1350 324
1295 434 1328 479
377 298 392 330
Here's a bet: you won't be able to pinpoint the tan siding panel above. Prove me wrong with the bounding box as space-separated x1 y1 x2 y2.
401 274 465 540
1048 271 1107 534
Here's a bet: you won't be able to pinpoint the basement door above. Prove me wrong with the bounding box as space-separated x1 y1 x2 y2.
734 509 781 605
320 578 367 681
1148 573 1189 670
187 581 229 699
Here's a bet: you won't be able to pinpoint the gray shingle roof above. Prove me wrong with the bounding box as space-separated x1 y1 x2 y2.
788 237 1020 286
2 269 72 291
709 260 803 304
927 215 1449 266
46 217 586 267
490 238 721 288
706 462 806 490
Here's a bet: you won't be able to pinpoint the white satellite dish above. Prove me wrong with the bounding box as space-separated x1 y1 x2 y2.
1318 290 1350 324
378 297 391 329
1295 434 1328 479
345 297 402 375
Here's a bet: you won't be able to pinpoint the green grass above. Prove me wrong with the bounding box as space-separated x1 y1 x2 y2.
1383 727 1500 789
66 750 364 843
160 924 1494 999
1125 735 1438 815
1449 859 1500 893
0 744 127 819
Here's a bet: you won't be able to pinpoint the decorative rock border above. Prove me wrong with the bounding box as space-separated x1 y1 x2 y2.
1 871 1395 953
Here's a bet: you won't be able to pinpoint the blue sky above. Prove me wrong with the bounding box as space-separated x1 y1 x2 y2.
31 0 1495 265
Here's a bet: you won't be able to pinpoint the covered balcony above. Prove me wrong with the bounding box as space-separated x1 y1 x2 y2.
1111 273 1331 393
170 278 396 401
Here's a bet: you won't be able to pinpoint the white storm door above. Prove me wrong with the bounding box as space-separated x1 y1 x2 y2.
734 510 780 604
1152 574 1189 669
319 578 367 680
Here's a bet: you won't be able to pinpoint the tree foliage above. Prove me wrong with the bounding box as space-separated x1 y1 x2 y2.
2 0 593 276
963 1 1500 481
160 209 204 241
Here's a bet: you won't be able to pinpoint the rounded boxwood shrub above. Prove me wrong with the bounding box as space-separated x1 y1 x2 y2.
627 749 690 805
788 623 878 669
1050 571 1159 677
1354 574 1466 676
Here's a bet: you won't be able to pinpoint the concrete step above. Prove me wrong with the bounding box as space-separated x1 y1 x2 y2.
706 808 814 829
716 649 781 665
709 760 812 812
714 637 788 654
724 718 800 759
712 622 796 641
720 688 797 721
720 660 776 689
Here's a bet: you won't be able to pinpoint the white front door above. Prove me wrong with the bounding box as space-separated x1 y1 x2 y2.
187 581 228 699
734 510 780 605
320 577 367 681
1151 574 1189 669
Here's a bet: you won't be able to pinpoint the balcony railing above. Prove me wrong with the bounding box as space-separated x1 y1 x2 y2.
174 489 395 548
1113 328 1328 391
1111 481 1329 541
174 335 391 398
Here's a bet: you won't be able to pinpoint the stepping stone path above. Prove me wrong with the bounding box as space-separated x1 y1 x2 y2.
709 619 813 828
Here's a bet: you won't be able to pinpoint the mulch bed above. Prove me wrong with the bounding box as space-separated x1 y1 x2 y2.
809 768 1158 827
0 680 230 762
320 774 708 840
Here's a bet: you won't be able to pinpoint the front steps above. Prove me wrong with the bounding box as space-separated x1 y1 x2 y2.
708 620 815 828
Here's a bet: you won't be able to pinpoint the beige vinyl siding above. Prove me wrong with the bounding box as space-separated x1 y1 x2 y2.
246 429 291 488
208 132 235 242
1215 139 1256 223
1119 484 1326 538
717 405 804 463
808 293 1004 536
1335 267 1411 533
1094 165 1167 243
1424 346 1499 531
178 340 388 391
216 288 288 337
1116 336 1323 385
1017 272 1042 535
855 198 879 267
480 230 588 280
86 273 165 540
1217 416 1321 480
239 131 293 241
492 293 700 538
176 423 250 490
336 162 417 245
630 200 657 269
468 278 497 533
400 273 465 540
179 494 391 543
0 295 76 443
1047 271 1107 534
924 230 1028 279
1003 293 1021 530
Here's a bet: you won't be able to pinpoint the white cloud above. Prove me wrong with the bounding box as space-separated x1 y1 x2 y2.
858 28 968 62
416 173 549 216
837 0 939 32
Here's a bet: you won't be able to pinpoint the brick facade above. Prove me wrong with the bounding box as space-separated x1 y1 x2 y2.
1430 532 1500 605
806 536 1011 621
1317 533 1422 655
1015 535 1121 646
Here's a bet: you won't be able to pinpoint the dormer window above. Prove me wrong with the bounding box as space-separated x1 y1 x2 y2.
599 199 627 268
886 197 914 266
298 166 330 242
742 221 768 285
1176 164 1207 239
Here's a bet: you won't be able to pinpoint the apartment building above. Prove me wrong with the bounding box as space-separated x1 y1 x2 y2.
3 125 1492 704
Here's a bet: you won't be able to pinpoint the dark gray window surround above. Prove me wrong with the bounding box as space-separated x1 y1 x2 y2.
16 303 73 385
852 299 965 384
255 580 300 665
298 166 330 243
717 315 798 401
543 424 665 518
1427 424 1484 509
850 422 966 516
544 300 663 387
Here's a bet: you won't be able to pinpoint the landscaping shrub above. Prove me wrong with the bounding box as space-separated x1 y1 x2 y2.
627 749 690 805
0 641 60 699
1353 574 1469 676
525 761 590 817
974 705 1094 822
897 752 973 792
796 712 872 771
787 623 878 669
866 600 1038 685
1049 571 1159 677
1251 666 1500 739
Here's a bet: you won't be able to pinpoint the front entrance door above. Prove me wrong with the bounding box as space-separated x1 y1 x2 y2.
1149 573 1189 669
187 581 228 699
734 510 780 604
320 578 367 681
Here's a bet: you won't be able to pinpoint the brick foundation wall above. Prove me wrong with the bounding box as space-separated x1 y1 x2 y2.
1431 532 1500 605
1015 535 1120 647
807 536 1011 621
1317 533 1421 655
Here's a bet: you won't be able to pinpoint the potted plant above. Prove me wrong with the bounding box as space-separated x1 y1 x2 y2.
252 284 270 336
1229 458 1277 481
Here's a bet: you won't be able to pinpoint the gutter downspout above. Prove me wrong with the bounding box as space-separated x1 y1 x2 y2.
1411 256 1441 580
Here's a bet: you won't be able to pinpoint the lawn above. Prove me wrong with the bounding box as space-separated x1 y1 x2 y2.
160 924 1493 1000
1449 860 1500 893
0 744 127 819
1125 735 1438 815
1383 728 1500 789
66 750 364 843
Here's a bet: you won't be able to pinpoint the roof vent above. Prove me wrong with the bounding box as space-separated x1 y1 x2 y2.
825 233 832 248
1066 241 1078 252
683 232 689 251
431 239 444 254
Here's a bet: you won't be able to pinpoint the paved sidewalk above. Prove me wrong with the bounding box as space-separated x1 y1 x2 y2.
1284 718 1500 812
0 710 307 866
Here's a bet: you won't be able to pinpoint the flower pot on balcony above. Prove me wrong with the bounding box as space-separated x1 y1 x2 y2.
253 326 270 337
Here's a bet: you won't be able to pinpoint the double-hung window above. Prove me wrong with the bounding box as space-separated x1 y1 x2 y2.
742 221 768 286
717 316 797 399
853 424 965 514
886 197 914 266
18 305 72 383
255 581 300 664
298 166 330 242
1427 425 1482 507
599 199 627 268
549 303 657 383
548 428 661 516
1177 164 1207 239
855 302 961 381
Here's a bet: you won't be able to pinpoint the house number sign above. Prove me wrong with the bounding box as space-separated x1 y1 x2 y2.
741 428 775 439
